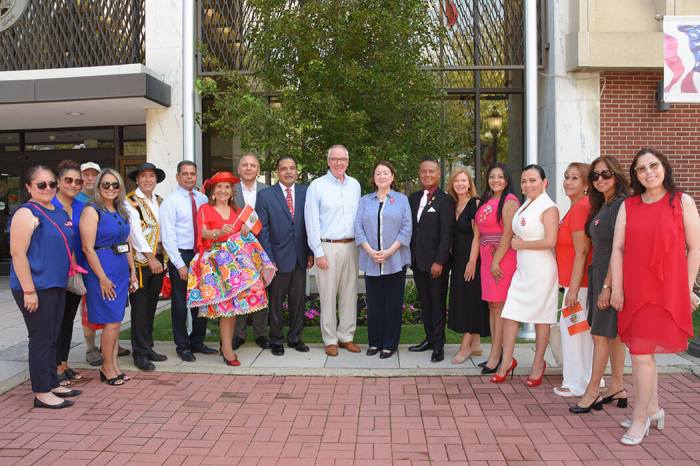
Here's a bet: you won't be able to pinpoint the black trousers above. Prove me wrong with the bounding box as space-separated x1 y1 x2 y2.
365 268 406 351
13 288 64 393
55 291 82 364
413 268 449 351
129 255 164 358
169 249 207 352
267 266 306 346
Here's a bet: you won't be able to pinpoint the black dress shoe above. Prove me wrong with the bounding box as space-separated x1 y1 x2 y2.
117 345 131 357
408 340 432 352
147 349 168 362
569 396 604 414
271 344 285 356
134 356 156 371
177 349 196 362
191 345 217 355
366 346 380 356
34 398 74 409
232 336 245 350
53 389 82 398
481 364 498 375
379 350 394 359
477 361 487 368
288 341 310 352
430 349 444 362
255 336 270 349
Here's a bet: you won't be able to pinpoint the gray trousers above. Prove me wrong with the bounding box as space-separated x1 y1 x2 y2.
234 308 269 340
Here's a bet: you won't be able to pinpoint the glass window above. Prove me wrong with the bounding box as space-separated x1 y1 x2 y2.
123 125 146 157
0 133 20 152
24 128 114 151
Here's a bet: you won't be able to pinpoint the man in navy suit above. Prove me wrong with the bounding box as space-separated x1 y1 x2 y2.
256 156 314 355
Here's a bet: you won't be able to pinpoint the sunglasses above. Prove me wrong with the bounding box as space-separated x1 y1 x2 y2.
634 161 662 175
62 176 84 186
34 181 58 190
591 170 614 181
100 181 120 190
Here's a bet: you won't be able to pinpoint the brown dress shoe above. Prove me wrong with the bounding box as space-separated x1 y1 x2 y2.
339 341 361 353
325 345 339 356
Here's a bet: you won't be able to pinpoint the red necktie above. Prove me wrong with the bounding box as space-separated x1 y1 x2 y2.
286 187 294 219
190 192 198 244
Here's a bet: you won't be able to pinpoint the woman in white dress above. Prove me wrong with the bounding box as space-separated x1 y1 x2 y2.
491 165 559 385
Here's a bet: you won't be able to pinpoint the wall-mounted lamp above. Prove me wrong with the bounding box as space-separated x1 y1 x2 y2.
655 81 671 112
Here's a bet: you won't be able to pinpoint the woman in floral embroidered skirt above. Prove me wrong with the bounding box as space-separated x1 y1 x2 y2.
186 172 276 366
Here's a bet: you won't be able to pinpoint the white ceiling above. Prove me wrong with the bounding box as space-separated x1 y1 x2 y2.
0 97 164 130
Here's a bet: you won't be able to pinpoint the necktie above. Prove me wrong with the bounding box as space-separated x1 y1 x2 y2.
190 191 198 244
285 187 294 219
417 190 429 221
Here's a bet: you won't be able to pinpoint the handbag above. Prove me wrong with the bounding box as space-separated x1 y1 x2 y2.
28 203 88 295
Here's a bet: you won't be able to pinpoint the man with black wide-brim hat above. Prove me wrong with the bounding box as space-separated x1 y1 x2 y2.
124 162 168 371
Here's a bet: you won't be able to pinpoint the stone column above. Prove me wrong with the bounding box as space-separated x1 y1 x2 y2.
145 0 185 195
538 0 600 209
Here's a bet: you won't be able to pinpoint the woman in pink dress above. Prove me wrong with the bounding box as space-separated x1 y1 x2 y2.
473 164 520 374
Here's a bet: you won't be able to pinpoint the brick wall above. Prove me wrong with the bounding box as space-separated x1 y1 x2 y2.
599 71 700 202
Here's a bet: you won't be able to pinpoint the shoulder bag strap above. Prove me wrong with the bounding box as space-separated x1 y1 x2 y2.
27 203 86 276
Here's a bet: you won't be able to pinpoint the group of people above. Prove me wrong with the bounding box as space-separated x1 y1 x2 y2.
9 145 699 447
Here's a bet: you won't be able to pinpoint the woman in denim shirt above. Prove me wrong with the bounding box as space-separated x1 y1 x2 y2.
354 161 412 359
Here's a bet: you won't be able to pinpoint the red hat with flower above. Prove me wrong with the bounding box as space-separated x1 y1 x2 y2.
202 171 240 192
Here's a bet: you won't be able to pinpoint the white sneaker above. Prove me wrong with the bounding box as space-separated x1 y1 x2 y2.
553 386 581 397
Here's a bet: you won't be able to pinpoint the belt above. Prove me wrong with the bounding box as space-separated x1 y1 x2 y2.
321 238 355 244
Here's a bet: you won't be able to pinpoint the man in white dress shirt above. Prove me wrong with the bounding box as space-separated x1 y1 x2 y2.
232 153 270 350
305 145 361 356
124 163 168 371
160 161 217 361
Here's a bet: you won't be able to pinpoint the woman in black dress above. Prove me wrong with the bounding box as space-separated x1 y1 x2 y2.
447 168 490 364
570 156 630 414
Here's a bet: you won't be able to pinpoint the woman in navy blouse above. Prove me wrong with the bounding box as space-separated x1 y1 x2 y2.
354 161 412 359
10 165 81 408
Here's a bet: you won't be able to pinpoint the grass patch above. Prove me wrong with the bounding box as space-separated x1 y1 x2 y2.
122 308 476 344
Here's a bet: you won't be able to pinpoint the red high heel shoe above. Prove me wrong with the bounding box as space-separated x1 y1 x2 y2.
222 353 241 367
490 358 517 383
526 362 547 387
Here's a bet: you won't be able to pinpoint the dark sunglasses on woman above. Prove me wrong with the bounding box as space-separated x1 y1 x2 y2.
62 177 84 186
100 181 120 190
591 170 613 181
34 181 58 190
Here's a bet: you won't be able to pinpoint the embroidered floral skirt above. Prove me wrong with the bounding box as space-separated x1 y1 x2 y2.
186 233 276 318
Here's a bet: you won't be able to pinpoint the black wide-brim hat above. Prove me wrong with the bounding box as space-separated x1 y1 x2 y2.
128 162 166 183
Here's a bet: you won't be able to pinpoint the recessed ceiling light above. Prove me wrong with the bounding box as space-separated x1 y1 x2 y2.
66 112 83 116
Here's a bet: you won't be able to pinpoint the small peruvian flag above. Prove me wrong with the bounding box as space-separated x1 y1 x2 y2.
445 0 458 28
561 303 590 336
236 204 262 236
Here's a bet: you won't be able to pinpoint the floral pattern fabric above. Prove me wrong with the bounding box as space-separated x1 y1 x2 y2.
187 232 276 318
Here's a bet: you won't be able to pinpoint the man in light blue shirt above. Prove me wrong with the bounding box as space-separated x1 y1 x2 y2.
305 145 361 356
160 161 216 361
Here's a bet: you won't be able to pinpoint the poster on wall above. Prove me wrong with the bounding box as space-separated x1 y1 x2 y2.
663 16 700 103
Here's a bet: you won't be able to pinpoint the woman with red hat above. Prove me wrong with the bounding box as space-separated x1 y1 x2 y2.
186 171 276 366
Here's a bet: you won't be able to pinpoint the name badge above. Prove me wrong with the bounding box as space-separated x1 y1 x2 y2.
113 243 130 254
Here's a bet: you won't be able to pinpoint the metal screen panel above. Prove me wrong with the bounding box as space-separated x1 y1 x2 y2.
0 0 144 71
199 0 255 74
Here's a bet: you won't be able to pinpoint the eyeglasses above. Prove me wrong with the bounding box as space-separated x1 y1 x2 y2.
329 157 349 164
62 177 84 186
634 161 662 175
100 181 120 190
591 170 614 181
33 181 58 190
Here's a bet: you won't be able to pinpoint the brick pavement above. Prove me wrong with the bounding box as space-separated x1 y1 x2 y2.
0 372 699 465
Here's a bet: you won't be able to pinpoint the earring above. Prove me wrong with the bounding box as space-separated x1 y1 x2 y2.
584 188 589 195
211 195 215 201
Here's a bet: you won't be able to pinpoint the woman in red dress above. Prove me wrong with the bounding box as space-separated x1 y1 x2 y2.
187 172 275 366
610 148 700 445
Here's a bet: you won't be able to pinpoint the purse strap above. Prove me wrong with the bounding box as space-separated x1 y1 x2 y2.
27 202 83 276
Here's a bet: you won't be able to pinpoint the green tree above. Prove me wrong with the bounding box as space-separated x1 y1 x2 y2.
198 0 459 190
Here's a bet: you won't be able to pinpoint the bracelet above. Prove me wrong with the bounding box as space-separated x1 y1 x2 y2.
602 284 611 290
23 290 36 295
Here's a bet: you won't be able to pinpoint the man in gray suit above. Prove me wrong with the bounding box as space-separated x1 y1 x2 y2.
233 153 270 349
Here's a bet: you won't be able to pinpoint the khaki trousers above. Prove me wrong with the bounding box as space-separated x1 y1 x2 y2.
316 242 359 345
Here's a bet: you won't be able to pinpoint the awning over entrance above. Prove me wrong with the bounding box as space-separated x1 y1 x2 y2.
0 64 170 130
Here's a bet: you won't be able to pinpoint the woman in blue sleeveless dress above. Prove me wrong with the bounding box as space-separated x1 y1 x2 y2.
10 165 81 408
81 168 136 386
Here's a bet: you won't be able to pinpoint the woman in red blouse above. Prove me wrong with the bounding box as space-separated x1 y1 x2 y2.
554 163 594 398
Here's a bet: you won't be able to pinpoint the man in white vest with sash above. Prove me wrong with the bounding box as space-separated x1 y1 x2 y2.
124 162 168 371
